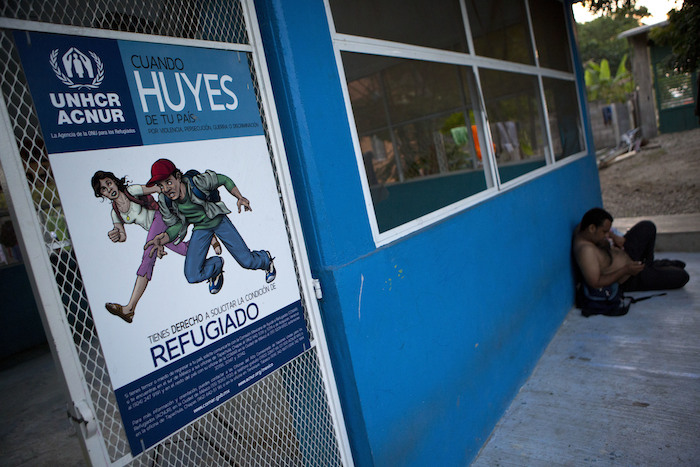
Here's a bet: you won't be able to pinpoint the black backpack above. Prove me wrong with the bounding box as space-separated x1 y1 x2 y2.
576 281 666 318
578 282 630 317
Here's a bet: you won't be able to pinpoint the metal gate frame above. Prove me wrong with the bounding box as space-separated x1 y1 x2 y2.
0 1 352 465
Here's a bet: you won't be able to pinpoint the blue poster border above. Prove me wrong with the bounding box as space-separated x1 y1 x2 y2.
12 29 310 459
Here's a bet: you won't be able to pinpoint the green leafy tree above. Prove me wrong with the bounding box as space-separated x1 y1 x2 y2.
650 0 700 73
576 0 653 102
580 0 698 73
584 55 635 102
579 0 637 15
576 14 643 75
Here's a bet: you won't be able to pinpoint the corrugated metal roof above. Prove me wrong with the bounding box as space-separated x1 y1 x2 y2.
618 20 669 39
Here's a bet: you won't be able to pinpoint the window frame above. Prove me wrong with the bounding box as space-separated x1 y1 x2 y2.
326 0 587 246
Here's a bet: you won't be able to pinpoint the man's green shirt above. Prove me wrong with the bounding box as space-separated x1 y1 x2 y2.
164 174 235 240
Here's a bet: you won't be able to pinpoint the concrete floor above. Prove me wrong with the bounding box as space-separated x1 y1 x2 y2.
1 254 697 466
0 346 85 466
473 252 700 466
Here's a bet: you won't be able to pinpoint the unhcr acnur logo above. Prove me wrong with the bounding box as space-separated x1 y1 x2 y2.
50 46 104 90
46 46 126 126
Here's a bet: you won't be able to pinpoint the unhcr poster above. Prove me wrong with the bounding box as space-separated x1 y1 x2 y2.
14 30 310 456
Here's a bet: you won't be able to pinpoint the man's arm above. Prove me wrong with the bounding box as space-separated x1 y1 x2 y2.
156 194 186 243
229 186 251 212
157 194 178 227
575 243 643 288
214 173 251 213
144 232 170 259
610 229 626 249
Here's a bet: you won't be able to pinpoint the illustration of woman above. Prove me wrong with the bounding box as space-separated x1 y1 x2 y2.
91 170 220 323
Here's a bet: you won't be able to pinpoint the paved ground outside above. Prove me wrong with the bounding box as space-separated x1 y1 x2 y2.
600 127 700 218
0 346 85 466
473 252 700 466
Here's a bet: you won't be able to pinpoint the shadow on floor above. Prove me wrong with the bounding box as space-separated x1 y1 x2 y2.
0 344 86 467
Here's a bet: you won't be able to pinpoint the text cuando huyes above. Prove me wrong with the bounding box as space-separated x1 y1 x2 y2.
134 71 239 113
129 54 239 112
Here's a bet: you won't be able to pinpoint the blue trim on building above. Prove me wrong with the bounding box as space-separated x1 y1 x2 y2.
255 0 603 464
253 1 376 464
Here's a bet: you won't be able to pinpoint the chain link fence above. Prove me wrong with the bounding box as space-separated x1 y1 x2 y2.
0 1 344 465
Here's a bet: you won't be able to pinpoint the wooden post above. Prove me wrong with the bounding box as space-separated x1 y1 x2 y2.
628 34 658 139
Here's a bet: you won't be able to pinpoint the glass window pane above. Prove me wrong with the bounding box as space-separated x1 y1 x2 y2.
344 56 393 134
343 53 489 232
383 59 467 125
529 0 573 72
329 0 468 53
480 69 547 183
543 78 584 160
466 0 534 64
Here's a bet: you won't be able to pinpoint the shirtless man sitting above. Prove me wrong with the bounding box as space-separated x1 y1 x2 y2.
573 208 689 294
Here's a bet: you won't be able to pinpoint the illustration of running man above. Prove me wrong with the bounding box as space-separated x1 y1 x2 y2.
144 158 275 294
91 170 222 323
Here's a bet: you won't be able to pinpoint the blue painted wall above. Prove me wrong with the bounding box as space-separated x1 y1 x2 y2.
254 0 602 465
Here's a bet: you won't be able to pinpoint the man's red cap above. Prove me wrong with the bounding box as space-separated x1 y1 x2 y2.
146 158 176 186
